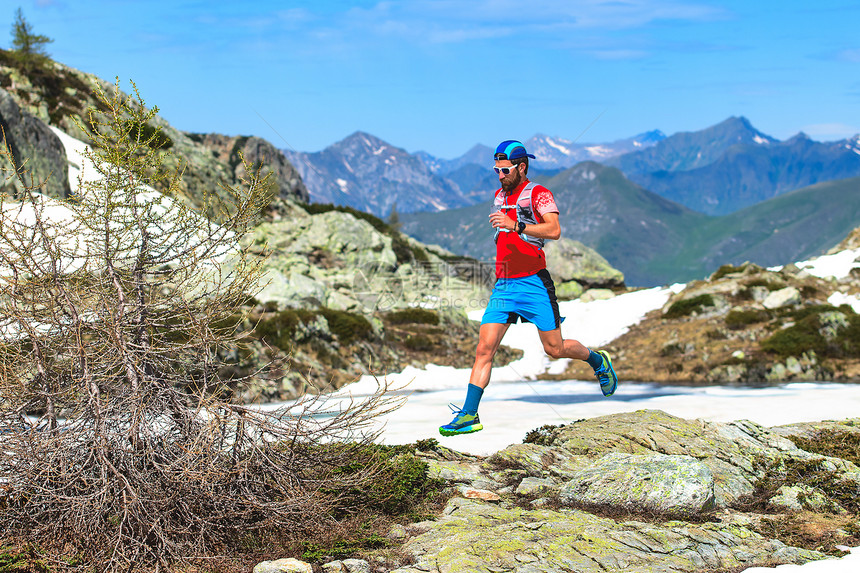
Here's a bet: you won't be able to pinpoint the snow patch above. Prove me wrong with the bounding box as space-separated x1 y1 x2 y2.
753 135 769 145
584 145 611 158
544 138 574 156
791 248 860 279
828 292 860 313
335 178 349 194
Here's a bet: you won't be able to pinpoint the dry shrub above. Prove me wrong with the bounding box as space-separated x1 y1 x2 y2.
0 81 405 571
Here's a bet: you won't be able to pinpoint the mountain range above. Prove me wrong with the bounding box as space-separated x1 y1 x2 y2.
288 117 860 223
284 130 667 216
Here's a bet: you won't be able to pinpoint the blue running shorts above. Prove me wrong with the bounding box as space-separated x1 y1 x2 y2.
481 269 564 332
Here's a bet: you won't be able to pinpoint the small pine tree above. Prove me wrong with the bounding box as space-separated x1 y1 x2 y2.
9 7 53 72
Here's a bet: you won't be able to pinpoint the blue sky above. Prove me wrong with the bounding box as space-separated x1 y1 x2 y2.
8 1 860 158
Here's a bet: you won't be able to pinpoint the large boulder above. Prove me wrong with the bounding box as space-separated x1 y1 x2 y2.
559 452 716 517
762 286 801 309
544 237 625 290
0 88 70 199
524 410 855 508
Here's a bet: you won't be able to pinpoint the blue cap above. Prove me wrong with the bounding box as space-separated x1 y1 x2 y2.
494 140 535 161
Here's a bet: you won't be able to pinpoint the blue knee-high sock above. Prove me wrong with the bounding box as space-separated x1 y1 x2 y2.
462 384 484 415
585 349 603 370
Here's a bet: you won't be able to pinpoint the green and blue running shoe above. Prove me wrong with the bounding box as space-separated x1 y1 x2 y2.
595 350 618 397
439 404 483 436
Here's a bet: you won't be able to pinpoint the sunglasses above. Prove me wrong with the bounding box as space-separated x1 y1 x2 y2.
493 165 520 175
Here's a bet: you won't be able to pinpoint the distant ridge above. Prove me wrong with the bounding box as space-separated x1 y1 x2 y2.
283 131 467 217
606 116 860 215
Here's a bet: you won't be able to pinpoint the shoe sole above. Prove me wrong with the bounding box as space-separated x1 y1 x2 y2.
597 350 618 397
439 423 484 436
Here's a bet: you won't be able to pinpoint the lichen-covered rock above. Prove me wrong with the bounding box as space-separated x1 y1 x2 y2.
485 443 583 480
535 410 814 507
426 458 502 491
555 280 583 300
768 484 845 513
322 559 371 573
393 497 825 573
401 411 860 573
560 452 716 516
516 476 556 496
253 558 313 573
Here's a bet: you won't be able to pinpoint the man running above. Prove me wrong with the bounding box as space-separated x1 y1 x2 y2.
439 140 617 437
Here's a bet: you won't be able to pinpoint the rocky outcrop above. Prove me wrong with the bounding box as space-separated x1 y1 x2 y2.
385 410 860 573
563 258 860 384
0 55 308 213
0 87 70 198
392 498 819 573
243 202 490 314
193 132 308 204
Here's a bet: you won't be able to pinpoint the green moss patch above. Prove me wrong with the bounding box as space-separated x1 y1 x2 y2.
0 544 51 573
761 304 860 358
725 309 770 330
255 309 317 349
664 294 715 319
322 443 445 517
319 308 374 344
386 308 439 325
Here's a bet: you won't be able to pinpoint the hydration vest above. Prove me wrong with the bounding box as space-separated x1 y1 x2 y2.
493 181 545 250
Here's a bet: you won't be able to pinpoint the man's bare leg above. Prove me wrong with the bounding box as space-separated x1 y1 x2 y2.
537 328 589 360
537 327 618 396
469 322 511 389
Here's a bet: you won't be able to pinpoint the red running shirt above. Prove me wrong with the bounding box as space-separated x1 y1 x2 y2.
494 180 559 279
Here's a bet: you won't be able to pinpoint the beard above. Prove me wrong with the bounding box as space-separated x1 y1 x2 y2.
501 169 523 194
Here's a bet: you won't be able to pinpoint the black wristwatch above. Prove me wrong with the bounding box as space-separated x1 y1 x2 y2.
517 221 526 234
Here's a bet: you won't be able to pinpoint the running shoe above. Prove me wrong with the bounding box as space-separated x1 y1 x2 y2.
439 404 483 436
595 350 618 397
